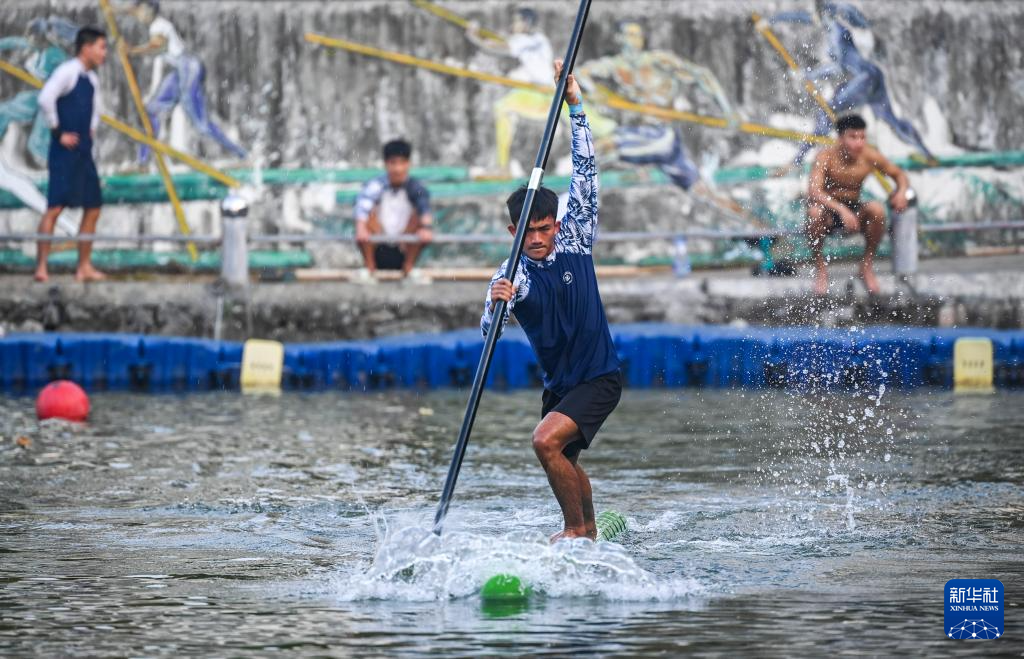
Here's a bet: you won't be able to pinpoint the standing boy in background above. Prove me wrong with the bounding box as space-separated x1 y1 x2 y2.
35 26 108 283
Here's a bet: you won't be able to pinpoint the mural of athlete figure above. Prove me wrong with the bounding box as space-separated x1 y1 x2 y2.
120 0 246 163
465 7 614 176
575 21 741 194
0 17 80 224
465 7 552 176
759 1 937 166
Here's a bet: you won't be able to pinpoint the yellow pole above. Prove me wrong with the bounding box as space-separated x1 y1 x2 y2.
410 0 506 44
305 32 832 146
100 115 241 187
0 59 42 87
751 13 893 193
1 58 242 188
99 0 198 260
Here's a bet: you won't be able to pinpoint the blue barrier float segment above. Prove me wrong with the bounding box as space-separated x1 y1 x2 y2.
2 324 1023 395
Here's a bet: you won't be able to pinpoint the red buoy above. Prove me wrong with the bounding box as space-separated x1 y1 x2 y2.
36 380 90 422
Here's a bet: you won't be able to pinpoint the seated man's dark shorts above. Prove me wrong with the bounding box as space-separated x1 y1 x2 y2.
827 200 864 234
541 370 623 459
374 244 405 270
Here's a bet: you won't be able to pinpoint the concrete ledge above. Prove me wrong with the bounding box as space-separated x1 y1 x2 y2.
0 256 1021 342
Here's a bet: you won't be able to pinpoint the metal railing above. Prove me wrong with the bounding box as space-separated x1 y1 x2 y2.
2 220 1023 245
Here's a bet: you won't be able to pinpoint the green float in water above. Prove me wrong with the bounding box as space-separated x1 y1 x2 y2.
595 510 628 541
479 511 629 603
479 573 531 602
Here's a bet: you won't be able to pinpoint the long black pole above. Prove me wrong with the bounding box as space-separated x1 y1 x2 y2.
432 0 593 535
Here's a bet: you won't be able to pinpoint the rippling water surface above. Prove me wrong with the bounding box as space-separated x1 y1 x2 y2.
1 388 1021 656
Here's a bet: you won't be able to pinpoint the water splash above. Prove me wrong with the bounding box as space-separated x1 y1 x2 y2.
826 473 858 531
742 382 902 531
334 524 703 603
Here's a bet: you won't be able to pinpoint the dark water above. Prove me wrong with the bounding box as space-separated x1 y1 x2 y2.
1 387 1021 657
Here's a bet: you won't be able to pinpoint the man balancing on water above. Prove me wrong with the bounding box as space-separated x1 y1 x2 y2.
482 60 622 542
806 113 910 295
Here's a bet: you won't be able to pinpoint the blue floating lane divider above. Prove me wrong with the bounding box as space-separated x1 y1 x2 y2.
1 325 1022 395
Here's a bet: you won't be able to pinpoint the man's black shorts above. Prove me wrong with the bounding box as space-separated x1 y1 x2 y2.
541 370 623 458
828 200 863 234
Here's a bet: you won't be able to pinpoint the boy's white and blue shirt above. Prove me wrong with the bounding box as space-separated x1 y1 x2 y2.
481 108 620 397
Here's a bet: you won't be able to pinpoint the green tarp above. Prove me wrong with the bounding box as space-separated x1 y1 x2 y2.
0 248 312 271
2 152 1021 208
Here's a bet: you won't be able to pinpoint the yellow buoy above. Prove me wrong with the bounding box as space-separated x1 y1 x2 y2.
241 339 284 393
953 338 994 393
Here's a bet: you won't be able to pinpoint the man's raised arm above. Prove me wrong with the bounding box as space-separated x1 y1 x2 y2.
556 60 598 254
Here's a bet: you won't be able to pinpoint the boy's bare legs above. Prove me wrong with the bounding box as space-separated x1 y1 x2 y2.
356 211 380 273
400 213 430 276
34 205 63 282
75 207 106 282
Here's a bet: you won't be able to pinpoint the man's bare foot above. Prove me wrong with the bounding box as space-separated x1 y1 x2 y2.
33 270 49 283
859 264 880 295
812 268 829 296
75 267 107 283
550 528 590 543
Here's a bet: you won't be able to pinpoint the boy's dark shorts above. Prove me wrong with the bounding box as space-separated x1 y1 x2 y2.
374 244 405 270
541 369 623 458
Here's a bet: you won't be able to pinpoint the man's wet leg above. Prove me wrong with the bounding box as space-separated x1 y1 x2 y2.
533 412 587 540
570 451 597 540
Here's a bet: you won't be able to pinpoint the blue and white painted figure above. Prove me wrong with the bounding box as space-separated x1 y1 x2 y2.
0 18 79 165
762 2 936 165
124 0 246 163
0 18 82 221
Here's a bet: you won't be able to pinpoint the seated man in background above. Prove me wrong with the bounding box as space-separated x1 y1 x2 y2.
806 113 909 295
354 139 434 282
